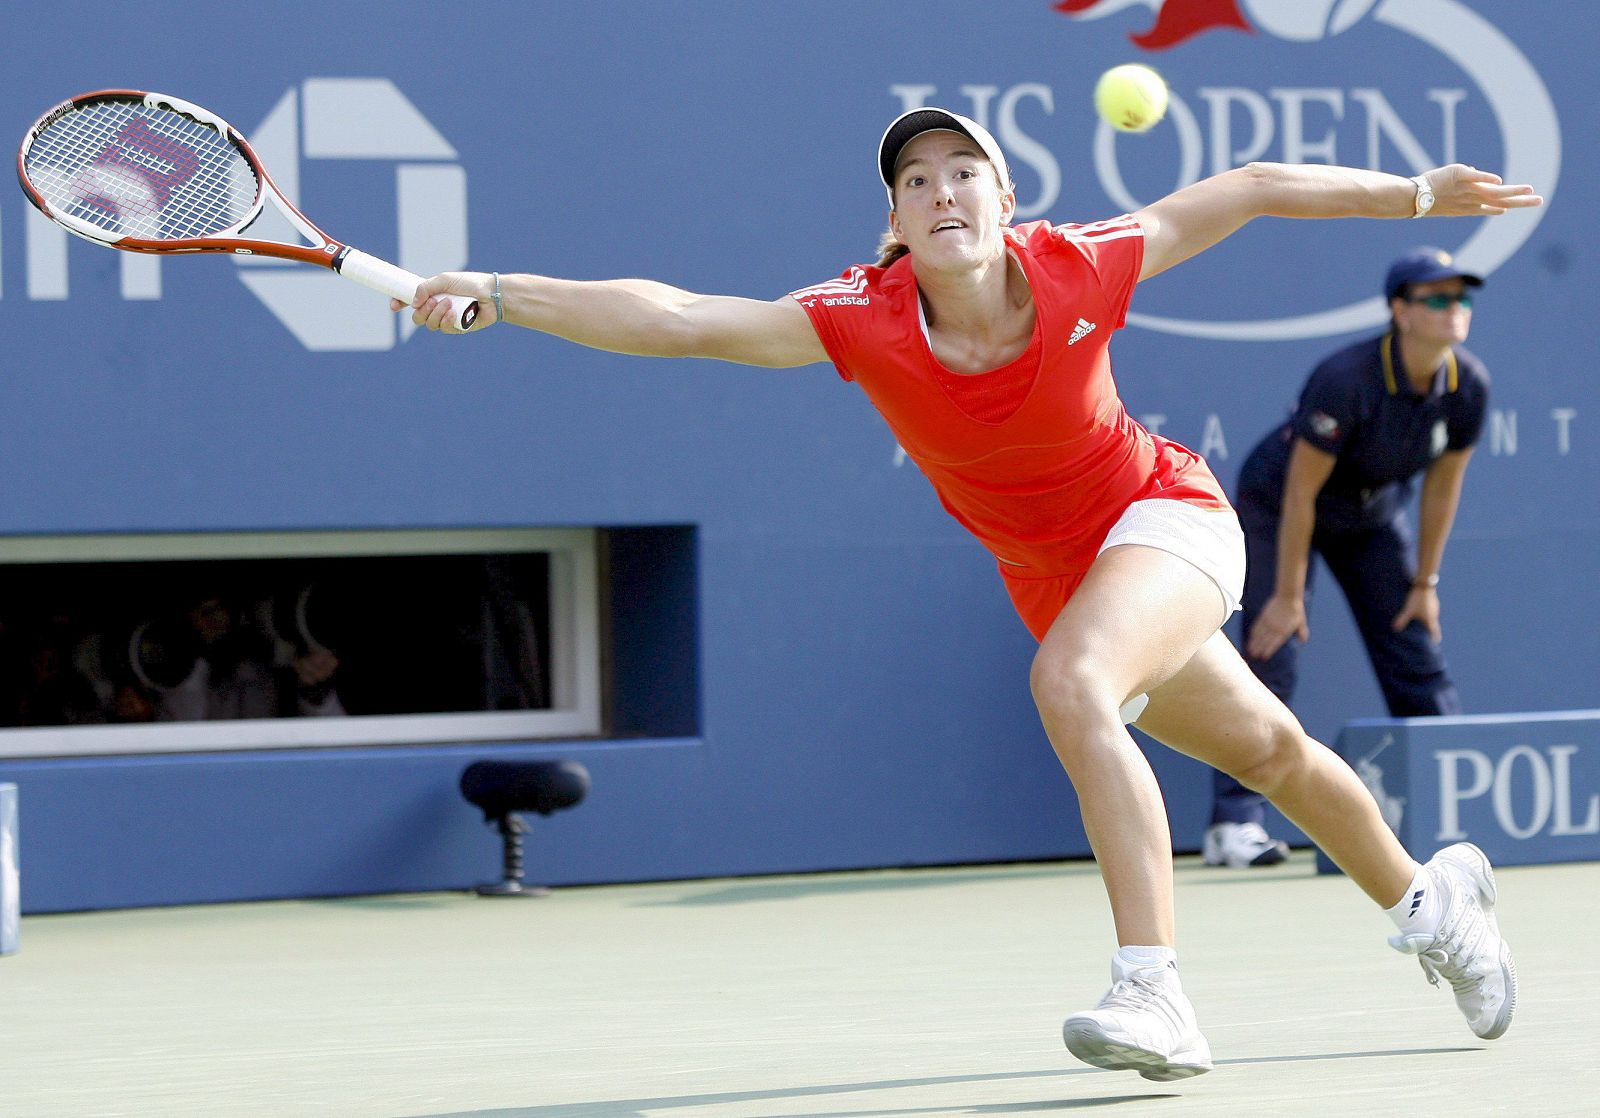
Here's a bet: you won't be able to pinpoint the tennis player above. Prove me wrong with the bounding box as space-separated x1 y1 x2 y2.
402 109 1540 1080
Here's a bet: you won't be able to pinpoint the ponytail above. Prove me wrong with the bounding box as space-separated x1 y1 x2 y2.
875 228 909 268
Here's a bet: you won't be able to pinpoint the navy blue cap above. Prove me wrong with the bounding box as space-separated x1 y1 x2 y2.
1384 247 1483 301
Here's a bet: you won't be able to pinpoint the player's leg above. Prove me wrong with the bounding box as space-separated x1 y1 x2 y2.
1313 525 1508 1033
1030 540 1229 1081
1135 631 1515 1039
1030 543 1230 947
1136 630 1414 903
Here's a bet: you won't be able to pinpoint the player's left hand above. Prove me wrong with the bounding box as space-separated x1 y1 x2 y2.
1392 586 1443 641
1419 165 1544 216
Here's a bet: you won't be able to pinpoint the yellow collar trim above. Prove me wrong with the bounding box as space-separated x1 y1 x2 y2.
1382 330 1457 395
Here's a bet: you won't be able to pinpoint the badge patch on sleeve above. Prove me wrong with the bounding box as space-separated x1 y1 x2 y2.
1310 412 1341 439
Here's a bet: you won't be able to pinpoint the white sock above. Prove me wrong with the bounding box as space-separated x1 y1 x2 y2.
1384 862 1441 938
1117 944 1178 971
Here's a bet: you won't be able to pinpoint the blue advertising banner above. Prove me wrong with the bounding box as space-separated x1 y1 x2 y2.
1319 712 1600 870
0 2 1592 908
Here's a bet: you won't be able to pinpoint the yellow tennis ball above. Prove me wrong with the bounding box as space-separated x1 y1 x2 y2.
1094 64 1169 133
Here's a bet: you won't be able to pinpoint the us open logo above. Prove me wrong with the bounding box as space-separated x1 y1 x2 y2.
894 0 1560 342
235 79 468 352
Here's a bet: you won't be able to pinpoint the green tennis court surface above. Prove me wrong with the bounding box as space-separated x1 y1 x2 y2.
3 853 1592 1117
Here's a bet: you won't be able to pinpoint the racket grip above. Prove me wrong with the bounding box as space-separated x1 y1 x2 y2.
336 248 480 330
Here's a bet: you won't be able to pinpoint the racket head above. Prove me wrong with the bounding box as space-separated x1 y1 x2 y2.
18 89 476 329
17 90 270 253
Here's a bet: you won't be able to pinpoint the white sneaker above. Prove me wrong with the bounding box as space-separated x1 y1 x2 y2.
1062 956 1214 1081
1388 843 1517 1040
1203 821 1289 867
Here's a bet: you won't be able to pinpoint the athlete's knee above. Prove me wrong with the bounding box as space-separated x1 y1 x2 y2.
1029 643 1122 734
1227 715 1314 798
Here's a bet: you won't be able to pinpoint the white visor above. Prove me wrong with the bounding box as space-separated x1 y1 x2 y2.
878 107 1012 208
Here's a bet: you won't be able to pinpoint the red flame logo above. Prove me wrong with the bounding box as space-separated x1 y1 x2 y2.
1053 0 1253 51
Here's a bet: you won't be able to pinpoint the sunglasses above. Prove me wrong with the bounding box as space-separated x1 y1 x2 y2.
1407 292 1474 310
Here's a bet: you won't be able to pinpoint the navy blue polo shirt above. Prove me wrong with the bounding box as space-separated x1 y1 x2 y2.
1246 332 1489 532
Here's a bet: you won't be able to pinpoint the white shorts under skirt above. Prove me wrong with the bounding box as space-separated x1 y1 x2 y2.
1098 498 1246 620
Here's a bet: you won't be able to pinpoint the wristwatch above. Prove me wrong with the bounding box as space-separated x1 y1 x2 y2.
1411 174 1436 218
1413 573 1440 589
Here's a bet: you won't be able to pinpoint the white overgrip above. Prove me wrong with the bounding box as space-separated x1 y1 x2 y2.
337 248 479 330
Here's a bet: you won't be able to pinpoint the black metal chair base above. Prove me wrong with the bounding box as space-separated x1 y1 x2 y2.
473 880 551 898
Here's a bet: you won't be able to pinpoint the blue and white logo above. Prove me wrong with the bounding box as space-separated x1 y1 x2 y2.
237 79 469 351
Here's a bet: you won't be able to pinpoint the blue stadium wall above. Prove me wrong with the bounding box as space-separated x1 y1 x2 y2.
1 1 1591 910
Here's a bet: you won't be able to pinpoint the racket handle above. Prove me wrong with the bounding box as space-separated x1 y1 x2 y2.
335 248 480 330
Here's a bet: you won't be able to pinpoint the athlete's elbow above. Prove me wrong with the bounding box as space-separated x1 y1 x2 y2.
638 310 703 359
1240 161 1288 181
1236 162 1292 208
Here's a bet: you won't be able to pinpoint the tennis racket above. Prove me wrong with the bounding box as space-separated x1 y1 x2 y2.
16 89 478 330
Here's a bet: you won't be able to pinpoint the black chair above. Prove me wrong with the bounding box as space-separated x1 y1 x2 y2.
459 760 590 896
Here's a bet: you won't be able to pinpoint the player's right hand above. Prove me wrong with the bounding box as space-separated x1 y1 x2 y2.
1246 595 1310 661
393 272 498 333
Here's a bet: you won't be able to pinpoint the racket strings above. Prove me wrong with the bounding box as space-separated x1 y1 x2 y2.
24 98 259 242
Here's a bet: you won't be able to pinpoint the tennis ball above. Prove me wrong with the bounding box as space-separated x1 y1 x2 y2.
1094 64 1169 133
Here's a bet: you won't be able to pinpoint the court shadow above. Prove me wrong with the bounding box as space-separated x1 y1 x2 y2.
409 1065 1146 1118
636 864 1099 907
976 1100 1180 1112
730 1096 1181 1117
1215 1045 1481 1067
413 1045 1479 1117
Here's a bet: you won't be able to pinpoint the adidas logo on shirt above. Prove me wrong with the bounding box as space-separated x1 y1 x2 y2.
1069 318 1097 345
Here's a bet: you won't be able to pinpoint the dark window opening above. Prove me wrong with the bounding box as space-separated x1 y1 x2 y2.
0 553 553 728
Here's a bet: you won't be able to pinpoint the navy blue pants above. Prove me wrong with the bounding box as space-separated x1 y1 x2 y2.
1214 492 1461 826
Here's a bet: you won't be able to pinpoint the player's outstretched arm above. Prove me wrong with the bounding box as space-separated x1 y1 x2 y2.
396 272 829 369
1133 162 1544 281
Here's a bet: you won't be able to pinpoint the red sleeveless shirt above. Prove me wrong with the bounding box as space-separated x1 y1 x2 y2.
792 218 1226 578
